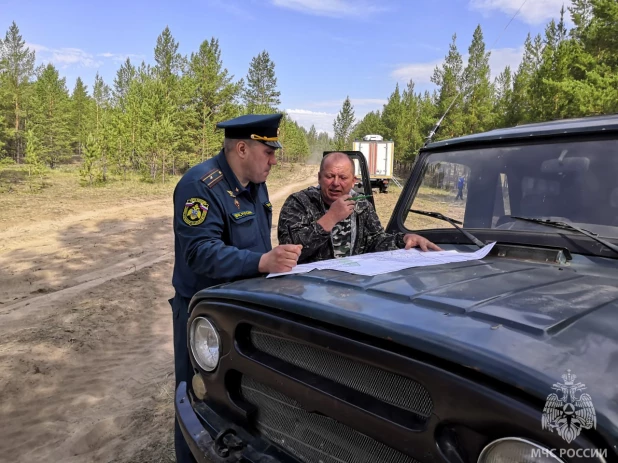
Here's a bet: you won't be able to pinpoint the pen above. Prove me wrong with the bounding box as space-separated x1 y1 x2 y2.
346 195 373 201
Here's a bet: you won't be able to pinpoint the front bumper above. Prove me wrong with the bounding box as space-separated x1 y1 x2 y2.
174 381 291 463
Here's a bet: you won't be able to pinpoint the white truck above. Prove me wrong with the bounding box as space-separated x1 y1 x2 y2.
352 135 394 193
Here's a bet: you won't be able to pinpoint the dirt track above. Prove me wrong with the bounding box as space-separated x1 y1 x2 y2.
0 173 318 463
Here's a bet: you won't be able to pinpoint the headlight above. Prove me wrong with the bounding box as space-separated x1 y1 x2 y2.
189 317 220 372
478 437 565 463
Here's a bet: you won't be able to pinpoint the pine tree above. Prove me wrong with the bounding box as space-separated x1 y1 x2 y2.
188 37 244 161
24 128 43 178
243 50 281 113
113 58 136 108
511 33 543 124
70 77 93 156
493 66 514 128
430 34 465 139
93 72 111 132
29 64 72 168
462 25 494 134
333 96 355 150
307 125 318 147
381 84 402 141
351 111 387 141
278 114 309 163
0 21 36 162
0 115 11 159
80 132 102 185
400 79 423 160
154 26 185 89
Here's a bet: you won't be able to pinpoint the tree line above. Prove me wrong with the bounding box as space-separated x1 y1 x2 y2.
0 24 318 184
1 0 616 185
333 0 617 164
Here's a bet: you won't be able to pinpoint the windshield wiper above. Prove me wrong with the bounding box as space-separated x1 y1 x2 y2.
510 216 618 255
409 209 486 248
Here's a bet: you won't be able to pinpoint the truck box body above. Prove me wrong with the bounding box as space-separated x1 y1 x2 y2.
352 136 394 179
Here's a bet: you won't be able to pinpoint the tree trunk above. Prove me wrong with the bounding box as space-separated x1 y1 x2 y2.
14 100 20 163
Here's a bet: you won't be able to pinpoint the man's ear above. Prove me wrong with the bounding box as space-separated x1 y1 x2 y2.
236 140 250 160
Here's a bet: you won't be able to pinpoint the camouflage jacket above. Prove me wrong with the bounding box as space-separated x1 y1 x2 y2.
277 186 406 264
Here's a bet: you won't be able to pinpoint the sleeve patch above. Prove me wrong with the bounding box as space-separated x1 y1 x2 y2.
263 201 273 212
200 169 224 189
183 197 209 226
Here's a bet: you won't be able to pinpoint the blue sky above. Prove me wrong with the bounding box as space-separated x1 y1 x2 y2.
1 0 571 136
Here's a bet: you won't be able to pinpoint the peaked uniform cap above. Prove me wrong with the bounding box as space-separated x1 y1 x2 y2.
216 113 283 149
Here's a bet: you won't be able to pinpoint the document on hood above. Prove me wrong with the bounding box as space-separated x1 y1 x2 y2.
266 242 496 278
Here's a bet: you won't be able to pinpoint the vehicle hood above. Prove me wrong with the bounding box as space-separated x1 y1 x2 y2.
196 255 618 446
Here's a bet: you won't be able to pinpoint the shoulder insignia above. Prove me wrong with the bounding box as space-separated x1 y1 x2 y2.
200 168 223 189
263 201 273 212
183 197 209 226
230 210 255 221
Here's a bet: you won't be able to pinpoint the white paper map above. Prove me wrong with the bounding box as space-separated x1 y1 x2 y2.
267 242 496 278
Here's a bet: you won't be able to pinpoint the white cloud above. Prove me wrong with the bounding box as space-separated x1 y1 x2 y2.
469 0 573 25
308 98 388 109
271 0 389 17
97 52 145 63
391 46 525 86
28 43 102 69
28 43 143 70
488 45 524 74
286 109 336 136
286 97 388 136
391 59 442 85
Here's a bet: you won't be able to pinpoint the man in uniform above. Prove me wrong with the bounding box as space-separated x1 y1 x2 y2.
277 151 440 264
170 113 302 462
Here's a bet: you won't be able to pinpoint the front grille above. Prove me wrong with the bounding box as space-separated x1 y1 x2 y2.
241 376 420 463
250 327 433 418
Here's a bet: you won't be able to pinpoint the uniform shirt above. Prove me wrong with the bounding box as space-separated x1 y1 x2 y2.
277 185 406 265
172 149 273 298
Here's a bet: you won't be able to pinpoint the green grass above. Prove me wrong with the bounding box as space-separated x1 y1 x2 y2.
0 161 318 228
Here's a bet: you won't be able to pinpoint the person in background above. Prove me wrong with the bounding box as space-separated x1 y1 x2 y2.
456 176 465 200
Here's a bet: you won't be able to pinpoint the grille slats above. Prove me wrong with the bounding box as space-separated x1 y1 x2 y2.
241 376 420 463
250 328 433 418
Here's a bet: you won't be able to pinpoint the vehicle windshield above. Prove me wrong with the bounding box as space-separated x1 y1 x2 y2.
403 138 618 239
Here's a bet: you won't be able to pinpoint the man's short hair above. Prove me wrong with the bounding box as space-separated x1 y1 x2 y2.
223 137 257 153
320 152 355 173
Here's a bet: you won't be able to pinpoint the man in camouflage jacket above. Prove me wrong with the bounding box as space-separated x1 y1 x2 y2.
277 152 441 265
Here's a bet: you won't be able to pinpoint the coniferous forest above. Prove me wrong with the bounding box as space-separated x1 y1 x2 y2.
0 0 616 184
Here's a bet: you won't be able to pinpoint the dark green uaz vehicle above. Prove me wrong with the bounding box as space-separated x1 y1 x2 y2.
175 115 618 463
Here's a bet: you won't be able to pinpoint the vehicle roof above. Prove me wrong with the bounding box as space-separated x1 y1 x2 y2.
422 113 618 151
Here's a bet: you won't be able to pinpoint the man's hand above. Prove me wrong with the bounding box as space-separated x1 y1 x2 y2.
259 244 303 273
317 195 356 232
403 234 442 251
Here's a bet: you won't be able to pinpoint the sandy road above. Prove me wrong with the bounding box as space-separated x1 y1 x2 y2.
0 173 317 463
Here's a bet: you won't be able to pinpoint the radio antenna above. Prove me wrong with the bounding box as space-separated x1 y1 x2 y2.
423 0 529 147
